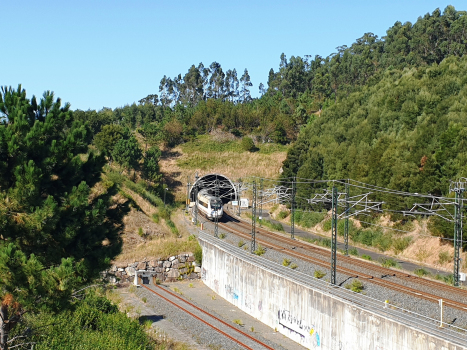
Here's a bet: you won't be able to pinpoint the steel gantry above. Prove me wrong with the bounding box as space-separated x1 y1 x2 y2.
251 180 257 253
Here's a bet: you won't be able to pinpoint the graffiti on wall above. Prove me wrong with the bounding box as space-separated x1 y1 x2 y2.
278 310 321 347
201 268 207 280
225 284 239 300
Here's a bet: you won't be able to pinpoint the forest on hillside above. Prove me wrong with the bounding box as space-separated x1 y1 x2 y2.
1 5 467 348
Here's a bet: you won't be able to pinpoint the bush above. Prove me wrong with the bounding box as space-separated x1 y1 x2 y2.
166 219 179 235
381 258 400 268
238 240 245 247
414 268 429 277
314 270 326 279
361 254 372 261
349 247 359 256
138 227 144 237
294 211 326 228
322 219 332 231
241 137 255 152
152 213 160 223
282 258 291 267
345 279 364 293
194 244 203 265
254 244 266 256
290 263 298 269
393 236 412 254
438 251 451 264
277 211 289 220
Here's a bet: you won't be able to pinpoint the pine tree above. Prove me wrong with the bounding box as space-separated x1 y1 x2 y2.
0 86 126 350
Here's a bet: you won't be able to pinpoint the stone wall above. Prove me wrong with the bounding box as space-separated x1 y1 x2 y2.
105 253 201 284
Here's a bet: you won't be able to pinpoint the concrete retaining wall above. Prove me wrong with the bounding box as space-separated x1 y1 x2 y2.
199 235 466 350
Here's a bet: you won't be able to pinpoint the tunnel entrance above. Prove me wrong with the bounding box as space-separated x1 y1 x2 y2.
189 174 238 204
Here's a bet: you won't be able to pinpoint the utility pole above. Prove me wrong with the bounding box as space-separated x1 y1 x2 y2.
194 173 199 226
238 182 241 217
291 178 296 239
214 177 219 238
450 179 466 286
259 178 263 227
344 180 350 255
331 185 338 285
251 180 257 253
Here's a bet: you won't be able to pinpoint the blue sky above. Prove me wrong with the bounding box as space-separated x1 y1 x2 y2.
1 1 466 111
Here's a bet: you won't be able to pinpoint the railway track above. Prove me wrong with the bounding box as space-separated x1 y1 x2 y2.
141 283 276 350
209 210 467 313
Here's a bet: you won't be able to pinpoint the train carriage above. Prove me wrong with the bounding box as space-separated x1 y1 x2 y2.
197 188 223 220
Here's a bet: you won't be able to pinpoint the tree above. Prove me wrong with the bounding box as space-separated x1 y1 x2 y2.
111 135 143 173
0 86 126 350
142 146 162 183
240 69 253 102
93 124 124 159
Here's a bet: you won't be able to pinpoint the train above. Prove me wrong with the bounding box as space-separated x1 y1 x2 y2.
197 188 223 220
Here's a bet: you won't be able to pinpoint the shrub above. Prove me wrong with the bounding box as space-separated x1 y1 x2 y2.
393 236 412 254
254 245 266 256
290 263 298 269
381 258 400 268
194 244 203 264
345 279 364 293
233 319 244 326
322 219 332 231
238 240 245 247
241 137 255 152
361 254 372 261
166 219 179 235
277 211 289 220
349 247 359 256
314 270 326 279
152 213 160 223
414 268 429 277
282 258 291 267
138 227 144 237
438 251 451 265
219 233 226 239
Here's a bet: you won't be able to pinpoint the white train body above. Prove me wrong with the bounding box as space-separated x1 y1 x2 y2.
197 189 223 220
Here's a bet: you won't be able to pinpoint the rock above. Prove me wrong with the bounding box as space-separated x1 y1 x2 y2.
172 263 179 269
165 267 170 272
155 273 164 281
172 259 179 265
158 261 164 267
118 268 125 272
166 269 180 279
116 271 122 278
163 261 172 268
115 262 127 269
110 265 117 272
179 256 186 263
187 256 195 262
149 260 157 267
189 273 199 279
187 252 194 257
169 256 176 261
125 267 136 276
179 268 187 274
137 261 147 270
194 266 201 273
109 276 117 283
154 267 163 273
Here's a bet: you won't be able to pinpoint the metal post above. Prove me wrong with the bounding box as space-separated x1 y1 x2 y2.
214 177 219 238
291 178 296 240
454 191 461 287
259 178 263 227
186 176 190 213
251 180 257 253
344 181 349 255
331 185 338 285
194 173 199 225
439 299 444 327
238 182 241 217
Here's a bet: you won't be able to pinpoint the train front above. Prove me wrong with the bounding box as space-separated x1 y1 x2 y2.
209 198 223 220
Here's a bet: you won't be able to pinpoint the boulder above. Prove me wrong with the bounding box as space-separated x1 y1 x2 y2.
189 273 199 279
125 267 136 276
118 268 125 272
109 276 117 283
194 266 201 273
187 256 195 262
172 259 179 265
179 256 186 263
158 261 164 267
166 269 180 279
163 261 172 268
169 256 176 261
149 260 157 268
172 263 179 270
137 261 147 270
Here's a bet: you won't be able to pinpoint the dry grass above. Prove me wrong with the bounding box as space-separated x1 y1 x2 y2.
115 235 199 264
159 137 288 202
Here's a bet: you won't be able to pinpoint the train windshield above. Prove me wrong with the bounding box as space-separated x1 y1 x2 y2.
211 200 222 210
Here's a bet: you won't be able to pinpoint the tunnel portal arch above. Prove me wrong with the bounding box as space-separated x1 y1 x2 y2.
189 174 238 204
